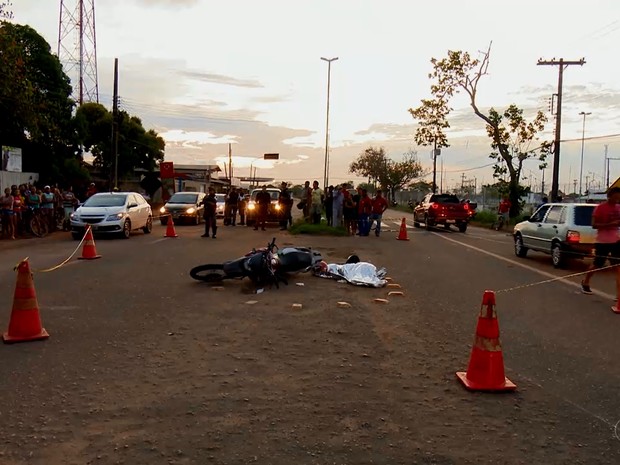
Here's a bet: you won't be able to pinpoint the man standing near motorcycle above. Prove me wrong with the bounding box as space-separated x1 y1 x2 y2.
278 182 291 231
201 187 218 238
254 185 271 231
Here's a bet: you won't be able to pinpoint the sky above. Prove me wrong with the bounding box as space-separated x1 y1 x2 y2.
10 0 620 193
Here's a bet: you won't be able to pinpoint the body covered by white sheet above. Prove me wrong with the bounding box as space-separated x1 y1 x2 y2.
318 262 387 288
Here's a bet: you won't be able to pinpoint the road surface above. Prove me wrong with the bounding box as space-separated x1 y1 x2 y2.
0 213 619 464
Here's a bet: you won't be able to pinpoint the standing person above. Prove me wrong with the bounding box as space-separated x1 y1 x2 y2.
12 187 24 236
86 183 97 199
228 187 239 226
200 187 218 238
238 194 247 226
40 185 56 231
343 189 357 236
369 189 389 237
332 185 344 228
325 186 334 226
497 196 511 229
310 180 324 225
62 186 78 230
581 187 620 295
300 180 311 222
278 182 291 231
254 185 271 231
0 187 15 239
351 187 361 235
357 189 373 236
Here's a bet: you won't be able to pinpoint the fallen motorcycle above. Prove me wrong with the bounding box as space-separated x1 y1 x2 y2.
189 238 323 288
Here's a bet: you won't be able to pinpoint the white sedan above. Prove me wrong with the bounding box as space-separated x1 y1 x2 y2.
70 192 153 239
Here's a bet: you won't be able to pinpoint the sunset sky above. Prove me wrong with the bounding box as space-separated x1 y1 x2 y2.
12 0 620 192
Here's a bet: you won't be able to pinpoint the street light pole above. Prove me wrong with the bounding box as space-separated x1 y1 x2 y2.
578 111 592 196
321 57 338 190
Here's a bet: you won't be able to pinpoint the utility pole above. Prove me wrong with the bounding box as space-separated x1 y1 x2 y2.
431 141 440 193
440 157 444 193
605 144 609 187
460 172 466 189
578 111 591 196
321 57 338 190
228 143 233 188
112 57 119 190
537 57 586 202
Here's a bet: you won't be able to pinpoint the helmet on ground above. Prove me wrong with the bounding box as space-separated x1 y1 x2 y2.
345 254 360 264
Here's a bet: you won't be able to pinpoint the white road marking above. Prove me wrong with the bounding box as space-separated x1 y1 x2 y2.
432 232 615 301
149 238 171 245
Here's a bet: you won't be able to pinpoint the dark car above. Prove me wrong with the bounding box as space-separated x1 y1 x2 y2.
160 192 206 225
245 188 283 227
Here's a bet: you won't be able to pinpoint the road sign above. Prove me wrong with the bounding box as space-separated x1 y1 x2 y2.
160 161 174 178
264 153 279 160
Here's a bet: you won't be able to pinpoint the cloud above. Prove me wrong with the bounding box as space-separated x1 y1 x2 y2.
181 71 263 88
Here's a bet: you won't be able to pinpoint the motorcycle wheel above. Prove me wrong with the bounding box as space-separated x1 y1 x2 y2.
190 264 227 282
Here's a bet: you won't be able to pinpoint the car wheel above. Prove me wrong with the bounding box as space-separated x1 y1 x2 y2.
424 215 433 231
514 233 528 257
551 242 564 268
121 219 131 239
458 223 467 233
142 216 153 234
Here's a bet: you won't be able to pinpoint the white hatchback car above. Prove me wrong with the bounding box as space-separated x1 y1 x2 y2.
70 192 153 239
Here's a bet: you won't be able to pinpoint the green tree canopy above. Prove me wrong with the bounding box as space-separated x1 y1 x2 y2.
349 147 424 201
0 22 77 183
75 103 165 182
412 43 551 216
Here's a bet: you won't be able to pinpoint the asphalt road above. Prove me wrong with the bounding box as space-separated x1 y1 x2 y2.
0 212 619 464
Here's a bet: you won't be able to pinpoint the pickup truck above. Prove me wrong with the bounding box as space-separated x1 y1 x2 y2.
413 193 471 232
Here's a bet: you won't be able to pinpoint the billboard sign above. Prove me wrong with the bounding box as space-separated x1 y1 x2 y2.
1 146 22 172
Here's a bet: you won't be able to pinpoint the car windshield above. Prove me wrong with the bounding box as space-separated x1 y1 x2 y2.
215 194 226 203
168 193 197 204
574 206 595 226
430 194 460 203
251 190 279 201
83 194 127 207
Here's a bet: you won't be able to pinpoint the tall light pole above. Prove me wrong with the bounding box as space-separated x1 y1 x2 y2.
578 111 592 196
321 57 338 190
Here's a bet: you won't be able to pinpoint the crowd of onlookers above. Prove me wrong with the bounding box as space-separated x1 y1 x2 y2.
0 182 98 240
297 181 390 236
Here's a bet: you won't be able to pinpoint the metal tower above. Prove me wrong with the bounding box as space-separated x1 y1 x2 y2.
58 0 99 105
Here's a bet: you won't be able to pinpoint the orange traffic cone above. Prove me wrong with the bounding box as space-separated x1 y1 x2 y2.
3 259 49 344
396 218 409 241
456 290 516 392
164 214 178 238
78 226 102 260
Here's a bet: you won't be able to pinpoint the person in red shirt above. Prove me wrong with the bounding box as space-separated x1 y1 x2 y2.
581 187 620 297
369 189 389 237
357 189 373 236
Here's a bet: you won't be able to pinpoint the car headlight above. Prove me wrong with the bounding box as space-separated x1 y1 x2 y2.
70 213 79 220
159 206 166 213
186 207 195 214
248 203 256 210
275 204 281 210
106 212 125 221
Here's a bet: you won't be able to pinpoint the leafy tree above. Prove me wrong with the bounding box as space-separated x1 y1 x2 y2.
356 182 376 195
349 147 424 202
414 44 551 216
0 1 12 19
0 22 76 184
408 98 451 193
76 103 165 182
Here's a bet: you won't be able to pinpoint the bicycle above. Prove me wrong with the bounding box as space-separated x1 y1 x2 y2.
25 207 49 237
491 213 507 231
